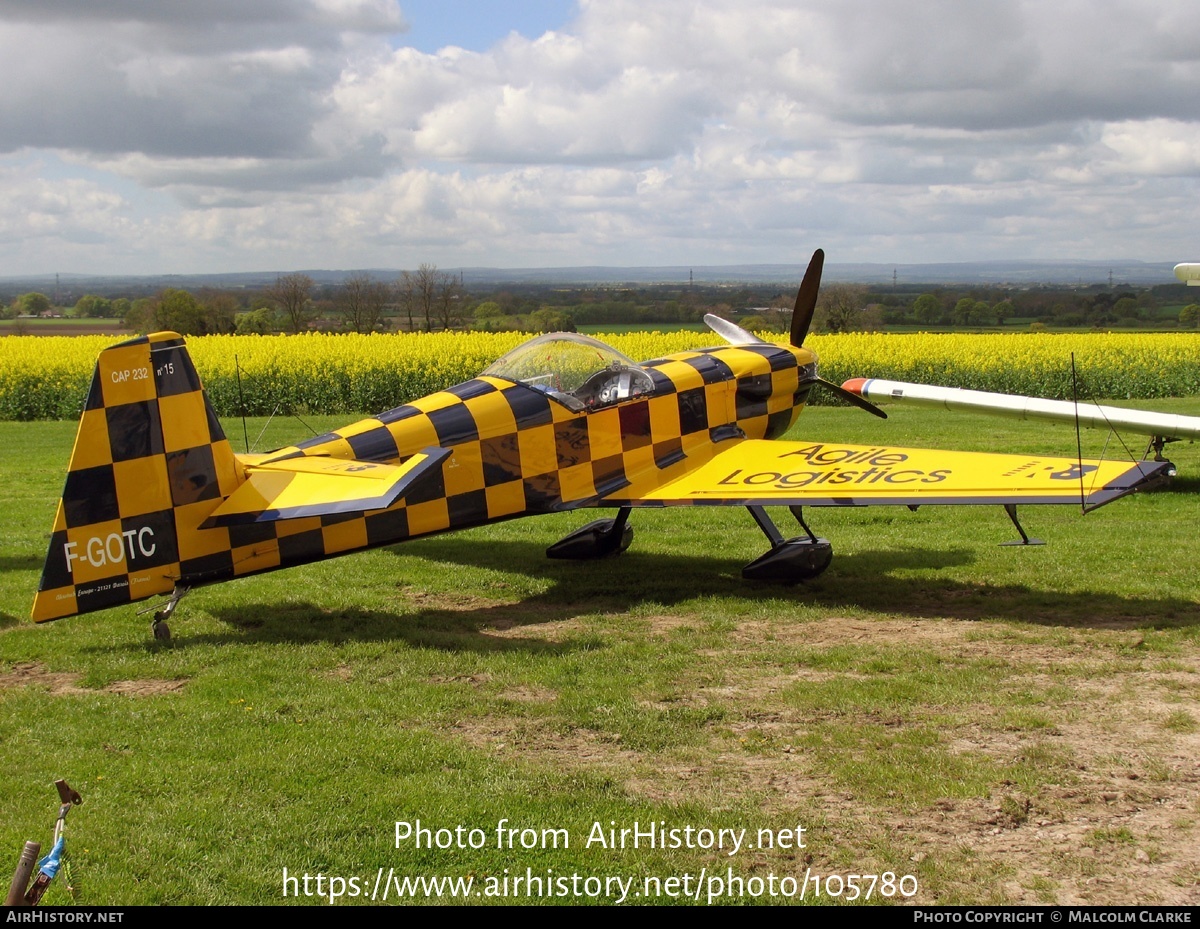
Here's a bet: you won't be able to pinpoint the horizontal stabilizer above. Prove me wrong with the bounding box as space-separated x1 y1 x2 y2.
202 447 451 527
602 439 1170 509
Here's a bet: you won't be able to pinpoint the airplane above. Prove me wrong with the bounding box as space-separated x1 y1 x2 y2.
841 378 1200 466
31 251 1172 639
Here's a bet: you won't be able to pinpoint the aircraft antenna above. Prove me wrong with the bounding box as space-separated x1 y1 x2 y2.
234 354 250 453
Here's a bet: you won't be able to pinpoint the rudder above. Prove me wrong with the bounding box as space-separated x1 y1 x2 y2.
32 332 241 622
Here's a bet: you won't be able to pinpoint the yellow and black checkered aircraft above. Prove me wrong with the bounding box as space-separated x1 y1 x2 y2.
32 251 1171 635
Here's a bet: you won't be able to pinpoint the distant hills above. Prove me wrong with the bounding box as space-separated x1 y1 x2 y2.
452 260 1182 287
0 259 1183 292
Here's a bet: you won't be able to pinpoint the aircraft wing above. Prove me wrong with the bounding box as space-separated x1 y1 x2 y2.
842 378 1200 443
601 439 1170 509
201 447 452 527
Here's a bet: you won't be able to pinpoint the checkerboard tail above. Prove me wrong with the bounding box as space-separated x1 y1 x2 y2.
31 332 241 622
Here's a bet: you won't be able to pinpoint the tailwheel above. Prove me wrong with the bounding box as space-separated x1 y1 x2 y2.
742 505 833 583
141 585 190 642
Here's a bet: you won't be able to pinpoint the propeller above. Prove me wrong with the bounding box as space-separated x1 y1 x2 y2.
789 248 886 418
702 248 887 419
791 247 824 347
811 378 888 418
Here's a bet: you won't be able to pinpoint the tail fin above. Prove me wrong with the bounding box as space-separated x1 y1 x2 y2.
32 332 241 622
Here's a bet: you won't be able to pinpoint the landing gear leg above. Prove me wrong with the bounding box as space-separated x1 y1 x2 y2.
741 506 832 582
547 508 634 559
999 505 1044 547
1143 434 1178 466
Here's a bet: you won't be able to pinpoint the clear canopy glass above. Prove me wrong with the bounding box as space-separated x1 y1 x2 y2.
482 332 655 411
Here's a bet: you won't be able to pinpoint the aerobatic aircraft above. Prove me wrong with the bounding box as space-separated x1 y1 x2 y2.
32 251 1171 638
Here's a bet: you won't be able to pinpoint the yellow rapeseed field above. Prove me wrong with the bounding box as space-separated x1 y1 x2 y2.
1 330 1198 420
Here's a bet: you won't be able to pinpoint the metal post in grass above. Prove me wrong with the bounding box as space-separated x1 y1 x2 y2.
4 840 40 906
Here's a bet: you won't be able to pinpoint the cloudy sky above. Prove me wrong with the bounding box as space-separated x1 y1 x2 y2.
2 0 1198 275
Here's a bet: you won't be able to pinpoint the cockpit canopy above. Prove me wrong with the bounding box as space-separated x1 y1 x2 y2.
482 332 656 412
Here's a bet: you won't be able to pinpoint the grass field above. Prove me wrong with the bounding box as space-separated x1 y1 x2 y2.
1 402 1198 905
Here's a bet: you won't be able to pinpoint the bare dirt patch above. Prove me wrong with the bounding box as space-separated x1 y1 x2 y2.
488 616 590 640
451 715 641 769
639 615 699 635
0 661 87 695
400 588 510 612
0 662 187 697
498 685 557 703
102 678 187 696
430 672 492 687
397 586 591 634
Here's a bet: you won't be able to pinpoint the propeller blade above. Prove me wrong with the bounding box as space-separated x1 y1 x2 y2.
806 377 888 419
704 313 767 346
790 248 825 347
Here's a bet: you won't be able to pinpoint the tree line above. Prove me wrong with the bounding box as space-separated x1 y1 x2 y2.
7 272 1200 335
200 265 469 336
3 266 468 336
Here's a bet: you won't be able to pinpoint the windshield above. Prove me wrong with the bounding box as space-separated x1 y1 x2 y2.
482 332 655 411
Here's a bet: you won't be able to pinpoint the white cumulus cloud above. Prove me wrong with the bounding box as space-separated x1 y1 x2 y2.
2 0 1199 273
